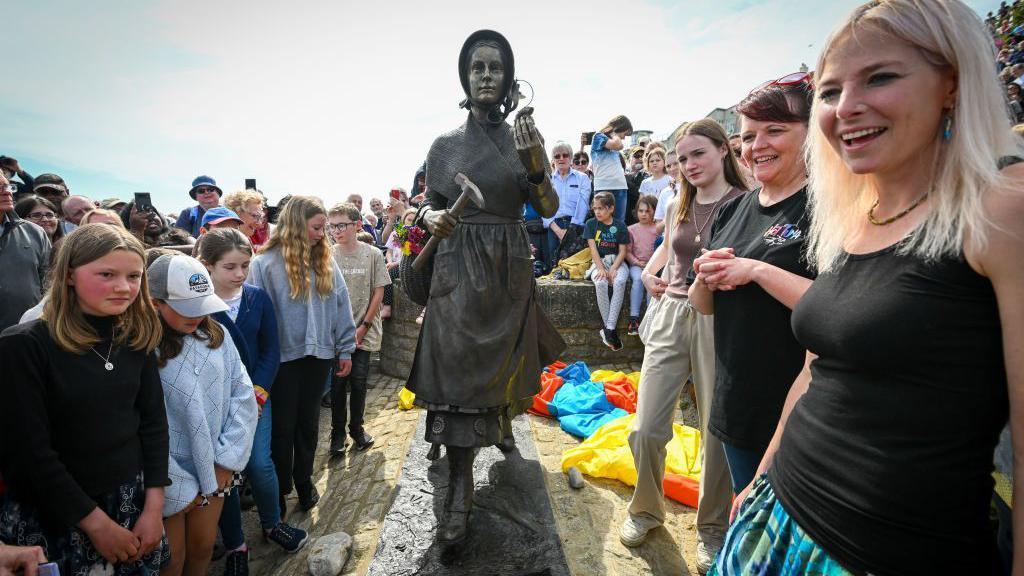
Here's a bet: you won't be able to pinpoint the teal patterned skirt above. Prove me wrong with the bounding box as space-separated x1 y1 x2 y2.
709 476 854 576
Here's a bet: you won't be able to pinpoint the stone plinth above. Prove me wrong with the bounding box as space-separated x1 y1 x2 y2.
380 276 645 381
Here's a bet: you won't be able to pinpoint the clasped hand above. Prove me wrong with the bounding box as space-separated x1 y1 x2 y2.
693 247 758 291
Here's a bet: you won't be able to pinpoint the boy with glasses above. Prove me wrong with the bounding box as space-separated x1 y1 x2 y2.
326 203 391 455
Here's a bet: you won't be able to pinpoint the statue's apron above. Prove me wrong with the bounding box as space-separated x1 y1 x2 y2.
407 114 565 445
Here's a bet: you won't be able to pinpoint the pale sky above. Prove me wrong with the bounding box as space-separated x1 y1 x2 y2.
1 0 1002 213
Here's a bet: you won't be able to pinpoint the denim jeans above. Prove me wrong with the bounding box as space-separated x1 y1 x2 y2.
545 216 572 271
612 189 628 222
332 348 371 437
722 440 765 494
219 401 280 547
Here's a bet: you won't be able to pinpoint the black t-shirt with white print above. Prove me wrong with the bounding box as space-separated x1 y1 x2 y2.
701 187 815 451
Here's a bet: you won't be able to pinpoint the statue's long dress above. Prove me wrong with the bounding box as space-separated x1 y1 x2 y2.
406 113 566 447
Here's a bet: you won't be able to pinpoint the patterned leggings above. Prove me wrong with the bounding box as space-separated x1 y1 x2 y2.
590 258 629 330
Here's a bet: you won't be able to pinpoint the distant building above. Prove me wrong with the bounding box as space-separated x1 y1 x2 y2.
630 130 654 147
706 106 741 137
664 106 738 150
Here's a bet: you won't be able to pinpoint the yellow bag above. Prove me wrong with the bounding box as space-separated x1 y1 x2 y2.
590 370 641 391
398 387 416 410
541 248 592 281
561 413 702 487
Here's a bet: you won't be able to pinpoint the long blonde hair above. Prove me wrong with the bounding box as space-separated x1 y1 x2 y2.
806 0 1023 272
675 118 749 227
43 224 162 354
261 195 334 299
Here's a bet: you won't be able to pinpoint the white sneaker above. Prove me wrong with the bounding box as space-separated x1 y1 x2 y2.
695 537 722 574
618 514 661 547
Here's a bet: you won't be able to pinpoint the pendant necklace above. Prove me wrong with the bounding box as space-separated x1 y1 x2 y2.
91 325 116 371
693 187 732 243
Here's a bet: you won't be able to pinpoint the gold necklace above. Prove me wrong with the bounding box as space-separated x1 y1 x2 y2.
693 187 732 243
867 192 929 226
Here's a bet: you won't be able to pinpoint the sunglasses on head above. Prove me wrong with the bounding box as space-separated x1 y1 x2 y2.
749 71 813 95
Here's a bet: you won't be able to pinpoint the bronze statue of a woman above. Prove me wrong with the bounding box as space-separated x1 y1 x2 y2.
406 29 566 545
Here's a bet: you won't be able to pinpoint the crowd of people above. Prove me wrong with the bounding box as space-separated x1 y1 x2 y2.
0 0 1022 575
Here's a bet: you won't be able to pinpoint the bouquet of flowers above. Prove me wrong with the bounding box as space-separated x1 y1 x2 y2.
395 222 429 256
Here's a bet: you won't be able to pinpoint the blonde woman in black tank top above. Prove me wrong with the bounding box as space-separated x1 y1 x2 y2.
708 2 1024 575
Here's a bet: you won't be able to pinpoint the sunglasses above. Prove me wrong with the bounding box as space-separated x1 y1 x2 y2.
573 159 589 165
632 152 644 159
553 153 571 160
750 71 813 95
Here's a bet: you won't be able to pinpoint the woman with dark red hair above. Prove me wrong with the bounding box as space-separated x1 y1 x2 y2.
688 73 816 496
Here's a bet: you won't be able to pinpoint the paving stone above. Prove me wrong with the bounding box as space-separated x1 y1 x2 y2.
307 532 353 576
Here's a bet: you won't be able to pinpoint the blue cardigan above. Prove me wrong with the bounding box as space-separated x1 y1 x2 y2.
213 284 280 392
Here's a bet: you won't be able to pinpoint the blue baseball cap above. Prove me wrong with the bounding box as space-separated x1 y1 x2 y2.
200 206 243 231
189 175 223 200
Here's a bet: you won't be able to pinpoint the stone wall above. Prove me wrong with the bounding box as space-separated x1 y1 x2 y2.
379 276 644 380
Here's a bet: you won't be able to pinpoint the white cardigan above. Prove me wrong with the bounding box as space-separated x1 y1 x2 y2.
159 327 257 516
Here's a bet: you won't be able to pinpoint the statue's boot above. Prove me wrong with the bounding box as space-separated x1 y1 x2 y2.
495 433 516 454
426 442 443 461
439 445 475 545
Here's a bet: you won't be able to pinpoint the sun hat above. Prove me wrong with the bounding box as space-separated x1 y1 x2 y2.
200 206 243 230
189 175 223 200
100 197 127 210
147 254 228 318
33 173 69 195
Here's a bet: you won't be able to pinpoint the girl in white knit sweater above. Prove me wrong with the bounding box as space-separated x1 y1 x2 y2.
146 254 257 576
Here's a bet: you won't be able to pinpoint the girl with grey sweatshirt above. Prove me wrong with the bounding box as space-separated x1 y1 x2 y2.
248 196 357 513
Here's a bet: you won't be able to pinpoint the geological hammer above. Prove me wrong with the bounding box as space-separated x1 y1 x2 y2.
412 172 486 271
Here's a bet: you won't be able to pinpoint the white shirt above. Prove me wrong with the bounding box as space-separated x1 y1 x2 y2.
654 185 677 221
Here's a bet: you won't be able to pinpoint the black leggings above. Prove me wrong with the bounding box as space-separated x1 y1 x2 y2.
270 356 334 496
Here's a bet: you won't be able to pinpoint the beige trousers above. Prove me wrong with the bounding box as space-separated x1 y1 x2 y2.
626 295 731 545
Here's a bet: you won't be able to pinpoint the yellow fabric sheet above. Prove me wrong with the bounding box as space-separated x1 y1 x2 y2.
561 413 702 486
590 369 641 391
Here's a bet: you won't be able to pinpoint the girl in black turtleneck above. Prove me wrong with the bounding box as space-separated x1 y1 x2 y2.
0 224 169 576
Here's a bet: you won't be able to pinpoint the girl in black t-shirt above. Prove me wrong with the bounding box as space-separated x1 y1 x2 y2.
584 191 631 351
0 224 169 576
